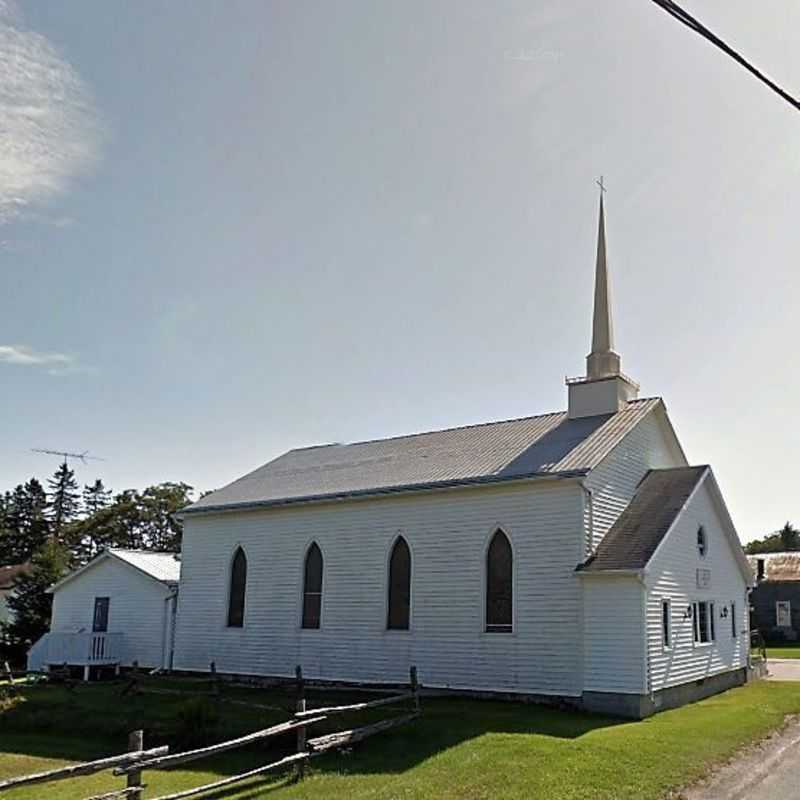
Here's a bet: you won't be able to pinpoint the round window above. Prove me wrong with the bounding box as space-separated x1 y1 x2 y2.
697 526 707 558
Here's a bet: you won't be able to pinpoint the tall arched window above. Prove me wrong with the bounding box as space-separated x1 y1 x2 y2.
302 542 323 629
486 529 512 633
387 536 411 630
227 547 247 628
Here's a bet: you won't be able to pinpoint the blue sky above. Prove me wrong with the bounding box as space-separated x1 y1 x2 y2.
1 1 797 542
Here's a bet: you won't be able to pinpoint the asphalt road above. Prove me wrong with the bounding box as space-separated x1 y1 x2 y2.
686 663 800 800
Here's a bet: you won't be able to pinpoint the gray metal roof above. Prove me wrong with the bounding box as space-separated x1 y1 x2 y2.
110 549 181 584
185 397 663 514
578 465 709 572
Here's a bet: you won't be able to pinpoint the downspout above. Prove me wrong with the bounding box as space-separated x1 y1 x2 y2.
163 590 178 672
580 483 594 558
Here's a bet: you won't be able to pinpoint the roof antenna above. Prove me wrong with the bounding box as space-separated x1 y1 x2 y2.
32 448 106 466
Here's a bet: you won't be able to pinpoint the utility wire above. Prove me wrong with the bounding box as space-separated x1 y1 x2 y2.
649 0 800 112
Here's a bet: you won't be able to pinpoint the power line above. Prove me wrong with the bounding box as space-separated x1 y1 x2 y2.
649 0 800 112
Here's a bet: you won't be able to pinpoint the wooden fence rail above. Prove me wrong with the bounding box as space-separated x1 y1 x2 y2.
114 716 326 776
2 664 421 800
0 739 167 791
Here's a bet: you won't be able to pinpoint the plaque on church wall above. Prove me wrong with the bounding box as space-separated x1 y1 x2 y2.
696 568 711 589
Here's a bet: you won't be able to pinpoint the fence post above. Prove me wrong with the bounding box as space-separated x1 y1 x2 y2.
294 665 306 781
127 729 144 800
210 661 220 699
410 665 420 712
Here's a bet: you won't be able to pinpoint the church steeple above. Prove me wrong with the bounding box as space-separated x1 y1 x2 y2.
566 180 639 419
586 190 621 380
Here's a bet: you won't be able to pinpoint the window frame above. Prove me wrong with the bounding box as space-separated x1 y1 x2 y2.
92 596 110 633
692 600 714 646
226 546 247 629
661 598 671 650
731 601 737 638
386 535 412 632
697 526 708 558
485 528 514 634
301 542 324 630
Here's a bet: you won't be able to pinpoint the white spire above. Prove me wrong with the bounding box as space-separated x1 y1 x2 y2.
566 180 639 419
586 188 621 379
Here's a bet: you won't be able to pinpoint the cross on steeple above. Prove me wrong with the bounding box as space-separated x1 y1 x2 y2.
596 175 607 195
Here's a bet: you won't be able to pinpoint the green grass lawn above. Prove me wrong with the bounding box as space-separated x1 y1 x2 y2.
766 643 800 659
2 680 800 800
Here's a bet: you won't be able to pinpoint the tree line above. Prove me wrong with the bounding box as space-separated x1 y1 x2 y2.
745 522 800 555
1 462 194 663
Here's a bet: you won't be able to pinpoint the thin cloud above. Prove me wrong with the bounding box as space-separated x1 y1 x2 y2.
0 1 102 223
0 344 85 375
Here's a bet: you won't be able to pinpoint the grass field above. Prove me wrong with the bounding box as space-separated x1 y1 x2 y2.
2 679 800 800
766 643 800 659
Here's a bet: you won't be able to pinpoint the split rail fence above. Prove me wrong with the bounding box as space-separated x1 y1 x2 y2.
0 665 421 800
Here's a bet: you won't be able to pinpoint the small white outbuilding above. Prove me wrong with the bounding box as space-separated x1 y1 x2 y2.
28 548 181 676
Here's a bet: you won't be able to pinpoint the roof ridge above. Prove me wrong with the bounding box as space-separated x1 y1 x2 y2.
290 397 662 453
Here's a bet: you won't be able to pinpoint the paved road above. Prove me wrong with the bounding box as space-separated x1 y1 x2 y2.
686 663 800 799
767 659 800 682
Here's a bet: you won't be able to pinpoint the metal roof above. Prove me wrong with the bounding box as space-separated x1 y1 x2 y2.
48 548 181 594
578 466 709 572
747 552 800 582
109 549 181 584
185 397 663 514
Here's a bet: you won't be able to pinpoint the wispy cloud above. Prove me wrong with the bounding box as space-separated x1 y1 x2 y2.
0 1 102 223
0 344 93 376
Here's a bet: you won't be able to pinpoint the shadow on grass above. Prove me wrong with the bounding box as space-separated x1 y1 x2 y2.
1 687 624 798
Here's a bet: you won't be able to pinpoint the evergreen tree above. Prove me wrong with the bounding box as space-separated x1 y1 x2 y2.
2 539 69 663
0 480 49 563
83 479 112 516
47 462 81 542
78 479 114 560
779 522 800 551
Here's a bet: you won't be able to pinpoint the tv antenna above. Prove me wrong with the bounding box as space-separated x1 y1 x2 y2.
32 448 106 466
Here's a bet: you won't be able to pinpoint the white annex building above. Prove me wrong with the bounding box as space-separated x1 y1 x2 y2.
173 196 754 717
29 548 181 677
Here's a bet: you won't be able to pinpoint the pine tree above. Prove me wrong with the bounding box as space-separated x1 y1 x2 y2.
47 462 81 542
779 522 800 551
0 480 49 563
83 479 112 516
2 539 69 663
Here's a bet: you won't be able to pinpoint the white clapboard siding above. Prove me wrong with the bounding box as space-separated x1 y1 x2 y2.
174 479 586 696
645 478 749 691
582 576 646 693
583 405 687 553
50 558 172 669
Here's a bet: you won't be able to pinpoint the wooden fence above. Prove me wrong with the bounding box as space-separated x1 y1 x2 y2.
2 665 421 800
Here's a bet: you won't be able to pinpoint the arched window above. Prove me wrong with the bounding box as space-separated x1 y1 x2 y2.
486 529 512 633
697 526 707 558
302 543 323 629
387 536 411 630
227 547 247 628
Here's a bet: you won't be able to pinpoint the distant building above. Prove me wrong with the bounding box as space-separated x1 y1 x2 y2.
0 563 29 627
747 553 800 640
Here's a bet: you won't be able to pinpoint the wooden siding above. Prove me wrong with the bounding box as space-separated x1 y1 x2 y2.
50 558 172 669
582 577 646 693
645 479 749 691
583 406 686 554
173 480 586 696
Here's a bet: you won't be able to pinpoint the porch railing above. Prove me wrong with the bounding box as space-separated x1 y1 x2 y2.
28 631 124 671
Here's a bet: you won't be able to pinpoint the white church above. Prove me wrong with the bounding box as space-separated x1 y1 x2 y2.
90 194 741 717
